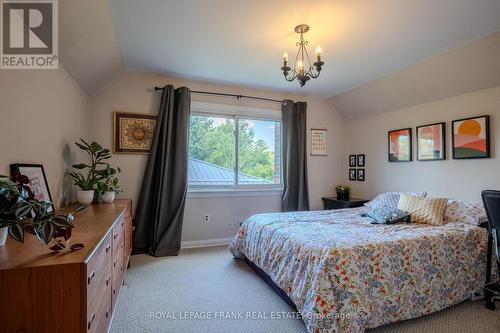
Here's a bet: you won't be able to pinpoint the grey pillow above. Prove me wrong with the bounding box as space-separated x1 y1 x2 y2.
363 206 411 224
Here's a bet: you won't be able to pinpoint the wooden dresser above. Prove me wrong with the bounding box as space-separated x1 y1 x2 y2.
0 199 133 333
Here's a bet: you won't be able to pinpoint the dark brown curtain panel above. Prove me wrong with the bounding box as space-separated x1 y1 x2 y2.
133 85 190 256
281 100 310 211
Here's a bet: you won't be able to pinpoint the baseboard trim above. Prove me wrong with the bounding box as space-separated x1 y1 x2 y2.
181 237 233 249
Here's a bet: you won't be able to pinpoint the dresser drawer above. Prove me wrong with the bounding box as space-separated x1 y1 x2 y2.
86 233 112 332
112 243 125 309
112 216 125 254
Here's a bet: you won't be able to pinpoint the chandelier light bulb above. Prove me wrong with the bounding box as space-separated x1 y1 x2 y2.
283 52 288 61
315 46 322 61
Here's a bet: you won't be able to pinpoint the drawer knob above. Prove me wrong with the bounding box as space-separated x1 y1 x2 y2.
88 312 95 330
87 271 96 285
106 244 111 253
114 259 117 267
114 233 118 240
105 306 111 318
106 275 111 286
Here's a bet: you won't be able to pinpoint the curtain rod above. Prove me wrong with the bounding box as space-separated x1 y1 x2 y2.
154 86 283 104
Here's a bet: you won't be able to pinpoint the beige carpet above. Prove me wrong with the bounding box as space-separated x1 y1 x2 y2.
111 246 500 333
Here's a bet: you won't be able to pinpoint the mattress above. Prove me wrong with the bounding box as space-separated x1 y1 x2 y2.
229 207 488 333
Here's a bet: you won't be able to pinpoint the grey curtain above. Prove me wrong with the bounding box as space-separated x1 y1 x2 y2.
281 100 310 211
133 85 190 256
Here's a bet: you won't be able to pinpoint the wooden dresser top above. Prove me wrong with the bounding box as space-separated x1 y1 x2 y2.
0 199 131 270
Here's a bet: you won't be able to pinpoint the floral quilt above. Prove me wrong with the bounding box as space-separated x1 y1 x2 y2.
229 207 488 333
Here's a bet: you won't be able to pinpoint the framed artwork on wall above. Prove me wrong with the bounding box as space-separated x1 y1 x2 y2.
349 155 356 167
452 115 490 159
357 154 365 166
10 163 54 213
388 128 412 162
349 168 356 181
113 112 157 154
311 129 327 156
416 122 446 161
357 169 365 181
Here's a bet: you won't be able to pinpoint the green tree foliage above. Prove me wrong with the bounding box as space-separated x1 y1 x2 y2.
189 116 275 182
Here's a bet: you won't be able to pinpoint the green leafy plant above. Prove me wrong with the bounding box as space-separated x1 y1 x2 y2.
0 175 85 251
336 185 350 193
69 139 118 191
96 172 122 194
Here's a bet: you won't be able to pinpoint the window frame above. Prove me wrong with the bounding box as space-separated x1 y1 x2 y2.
188 102 283 193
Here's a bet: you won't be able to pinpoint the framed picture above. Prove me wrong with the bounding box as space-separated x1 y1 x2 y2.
10 164 54 213
388 128 412 162
452 115 490 159
113 112 157 154
349 168 356 181
357 169 365 181
417 122 446 161
311 129 327 156
349 155 356 167
357 154 365 166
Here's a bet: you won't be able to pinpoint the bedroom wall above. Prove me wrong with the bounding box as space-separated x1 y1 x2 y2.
89 72 345 246
343 85 500 202
0 67 89 208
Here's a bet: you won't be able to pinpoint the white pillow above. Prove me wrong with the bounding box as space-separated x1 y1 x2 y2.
365 192 427 210
443 200 487 225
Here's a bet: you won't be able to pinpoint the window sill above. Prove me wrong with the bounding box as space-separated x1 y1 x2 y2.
187 188 283 198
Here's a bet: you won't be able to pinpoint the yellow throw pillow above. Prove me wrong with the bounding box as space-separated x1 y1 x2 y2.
397 194 448 226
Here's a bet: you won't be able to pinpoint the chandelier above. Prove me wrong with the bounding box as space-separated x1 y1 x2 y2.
281 24 324 87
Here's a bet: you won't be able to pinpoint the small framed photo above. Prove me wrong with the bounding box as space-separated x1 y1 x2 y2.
388 128 412 162
357 169 365 181
311 129 327 156
357 154 365 166
452 115 490 159
10 163 54 213
349 155 357 167
349 168 356 181
417 122 445 161
114 112 157 154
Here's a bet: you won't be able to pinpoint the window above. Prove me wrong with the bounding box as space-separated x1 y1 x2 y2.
188 104 282 190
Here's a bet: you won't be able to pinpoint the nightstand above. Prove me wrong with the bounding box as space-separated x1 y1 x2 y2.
322 197 369 210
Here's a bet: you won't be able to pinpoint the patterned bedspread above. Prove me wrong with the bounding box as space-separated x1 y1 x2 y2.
229 207 488 333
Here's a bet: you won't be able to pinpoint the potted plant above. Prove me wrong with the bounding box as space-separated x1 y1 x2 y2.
96 171 122 203
336 185 350 201
0 175 84 251
69 139 117 205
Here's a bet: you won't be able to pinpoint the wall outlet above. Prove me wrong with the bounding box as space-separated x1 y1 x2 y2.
202 214 210 223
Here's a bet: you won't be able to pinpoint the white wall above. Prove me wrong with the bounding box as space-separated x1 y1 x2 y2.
0 67 89 208
89 72 345 244
343 86 500 202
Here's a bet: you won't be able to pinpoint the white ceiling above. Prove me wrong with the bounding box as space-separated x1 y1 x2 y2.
109 0 500 97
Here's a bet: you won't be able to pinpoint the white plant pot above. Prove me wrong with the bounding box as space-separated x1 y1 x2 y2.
77 190 94 205
101 191 116 203
0 227 8 246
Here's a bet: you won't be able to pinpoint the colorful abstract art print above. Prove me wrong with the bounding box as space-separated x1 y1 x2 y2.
417 123 445 161
452 115 490 159
113 112 157 154
388 128 412 162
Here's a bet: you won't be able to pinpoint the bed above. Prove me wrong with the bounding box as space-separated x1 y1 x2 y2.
229 206 488 333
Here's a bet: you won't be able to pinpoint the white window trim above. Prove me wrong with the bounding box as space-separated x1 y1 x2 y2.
189 102 283 193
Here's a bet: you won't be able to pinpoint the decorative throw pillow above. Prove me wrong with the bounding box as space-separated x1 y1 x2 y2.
398 195 448 226
364 206 411 224
365 191 427 210
444 200 487 225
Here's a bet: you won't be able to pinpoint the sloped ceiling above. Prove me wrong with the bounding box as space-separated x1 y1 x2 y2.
110 0 500 97
59 0 124 95
59 0 500 117
329 32 500 118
